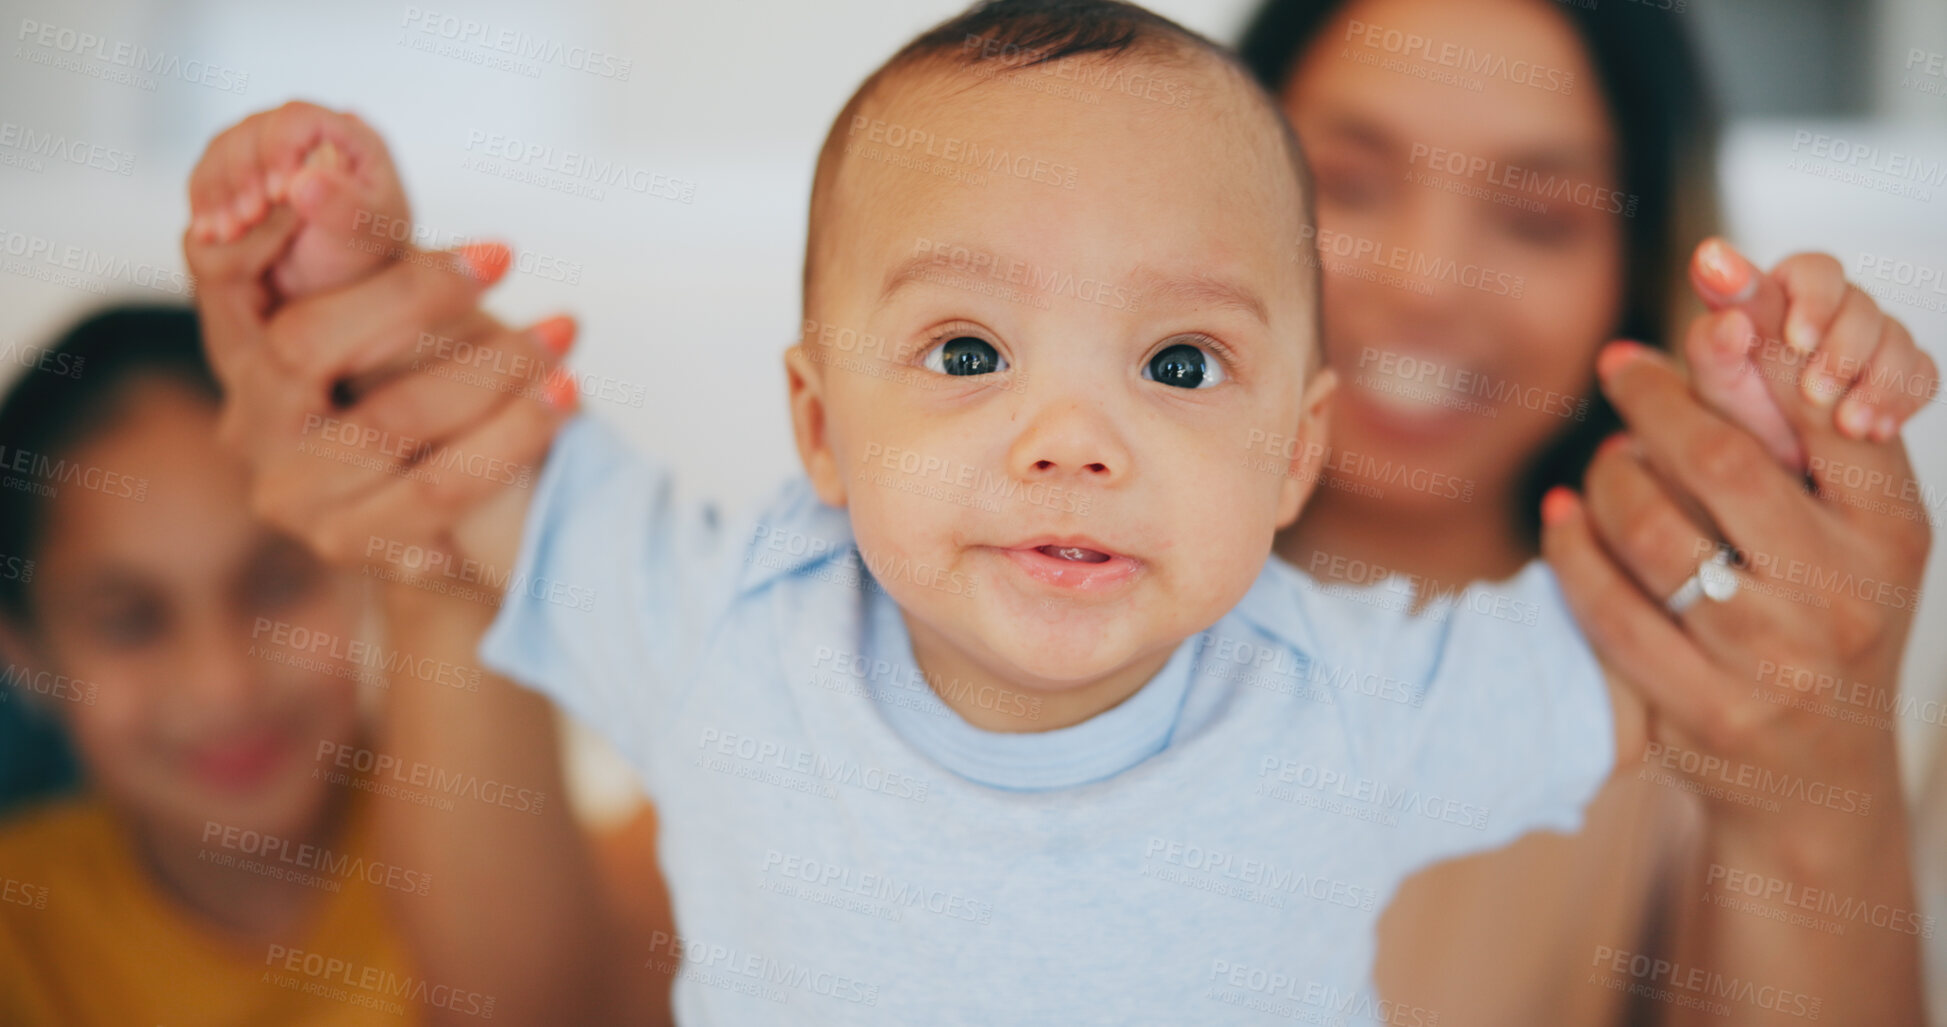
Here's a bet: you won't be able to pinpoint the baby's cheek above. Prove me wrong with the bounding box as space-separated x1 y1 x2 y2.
1162 460 1281 611
1187 439 1286 528
842 466 909 555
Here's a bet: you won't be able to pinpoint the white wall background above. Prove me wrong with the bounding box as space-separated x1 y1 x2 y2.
3 0 1947 1014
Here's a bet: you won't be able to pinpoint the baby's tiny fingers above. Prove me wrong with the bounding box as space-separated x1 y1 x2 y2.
1771 252 1850 355
256 101 351 198
1837 319 1938 441
1802 286 1883 410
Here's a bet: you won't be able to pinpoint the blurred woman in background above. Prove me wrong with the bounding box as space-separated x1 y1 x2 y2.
1243 0 1925 1022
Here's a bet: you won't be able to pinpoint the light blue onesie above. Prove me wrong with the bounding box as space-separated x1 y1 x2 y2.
480 415 1615 1026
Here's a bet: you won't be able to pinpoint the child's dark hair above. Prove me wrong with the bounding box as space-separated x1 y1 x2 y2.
804 0 1316 312
1238 0 1719 542
0 305 216 625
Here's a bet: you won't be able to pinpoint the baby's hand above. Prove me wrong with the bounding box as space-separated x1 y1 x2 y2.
1684 238 1936 468
187 100 411 305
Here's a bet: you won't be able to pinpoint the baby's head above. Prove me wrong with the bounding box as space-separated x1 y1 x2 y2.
785 0 1334 707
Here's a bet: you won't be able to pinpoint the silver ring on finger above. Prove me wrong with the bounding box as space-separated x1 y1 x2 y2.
1665 544 1740 616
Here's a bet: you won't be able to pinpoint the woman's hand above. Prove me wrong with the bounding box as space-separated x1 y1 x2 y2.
185 213 577 582
1542 286 1931 1023
1545 240 1934 847
1550 338 1924 831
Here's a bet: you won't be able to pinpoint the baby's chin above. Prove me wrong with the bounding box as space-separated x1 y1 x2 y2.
963 600 1173 692
991 645 1134 692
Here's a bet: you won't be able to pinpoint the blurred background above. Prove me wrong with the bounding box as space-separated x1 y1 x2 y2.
2 0 1945 1019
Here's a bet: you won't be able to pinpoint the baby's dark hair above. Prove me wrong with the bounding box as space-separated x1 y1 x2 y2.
803 0 1317 317
0 305 216 625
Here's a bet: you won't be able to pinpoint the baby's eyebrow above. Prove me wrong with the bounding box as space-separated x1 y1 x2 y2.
876 251 1269 328
877 252 966 310
1126 265 1269 328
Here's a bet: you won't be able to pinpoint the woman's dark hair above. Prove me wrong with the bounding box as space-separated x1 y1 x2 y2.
0 305 217 625
1239 0 1720 540
0 304 213 813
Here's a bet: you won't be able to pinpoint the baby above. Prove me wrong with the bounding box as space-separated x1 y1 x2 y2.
184 1 1931 1023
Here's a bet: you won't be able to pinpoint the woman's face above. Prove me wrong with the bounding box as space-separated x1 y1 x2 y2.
1284 0 1627 507
19 379 362 848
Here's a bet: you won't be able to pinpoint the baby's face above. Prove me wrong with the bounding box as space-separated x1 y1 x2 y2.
791 56 1330 707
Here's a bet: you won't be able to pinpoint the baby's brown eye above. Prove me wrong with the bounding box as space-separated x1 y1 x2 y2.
1144 343 1224 389
923 336 1007 376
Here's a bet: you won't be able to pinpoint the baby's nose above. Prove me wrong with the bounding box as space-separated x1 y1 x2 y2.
1009 401 1129 483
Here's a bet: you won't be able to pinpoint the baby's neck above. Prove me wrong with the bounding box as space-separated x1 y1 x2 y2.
902 612 1176 733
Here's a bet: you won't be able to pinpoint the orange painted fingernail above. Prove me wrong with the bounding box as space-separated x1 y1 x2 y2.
1598 432 1634 458
531 315 577 356
1697 238 1756 302
456 242 511 284
1540 486 1578 527
1596 340 1645 380
543 367 579 410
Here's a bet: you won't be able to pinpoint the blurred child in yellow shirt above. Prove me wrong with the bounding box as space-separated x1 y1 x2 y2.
0 306 436 1026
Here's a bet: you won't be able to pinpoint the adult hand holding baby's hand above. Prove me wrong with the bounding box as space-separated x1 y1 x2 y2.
212 244 578 578
1544 243 1932 832
1541 251 1931 1023
184 103 581 593
1547 338 1924 834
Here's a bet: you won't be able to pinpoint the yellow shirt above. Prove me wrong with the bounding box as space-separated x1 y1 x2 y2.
0 794 430 1027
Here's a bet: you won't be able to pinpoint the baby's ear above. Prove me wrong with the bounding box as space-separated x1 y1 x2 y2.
784 344 847 508
1274 366 1337 529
